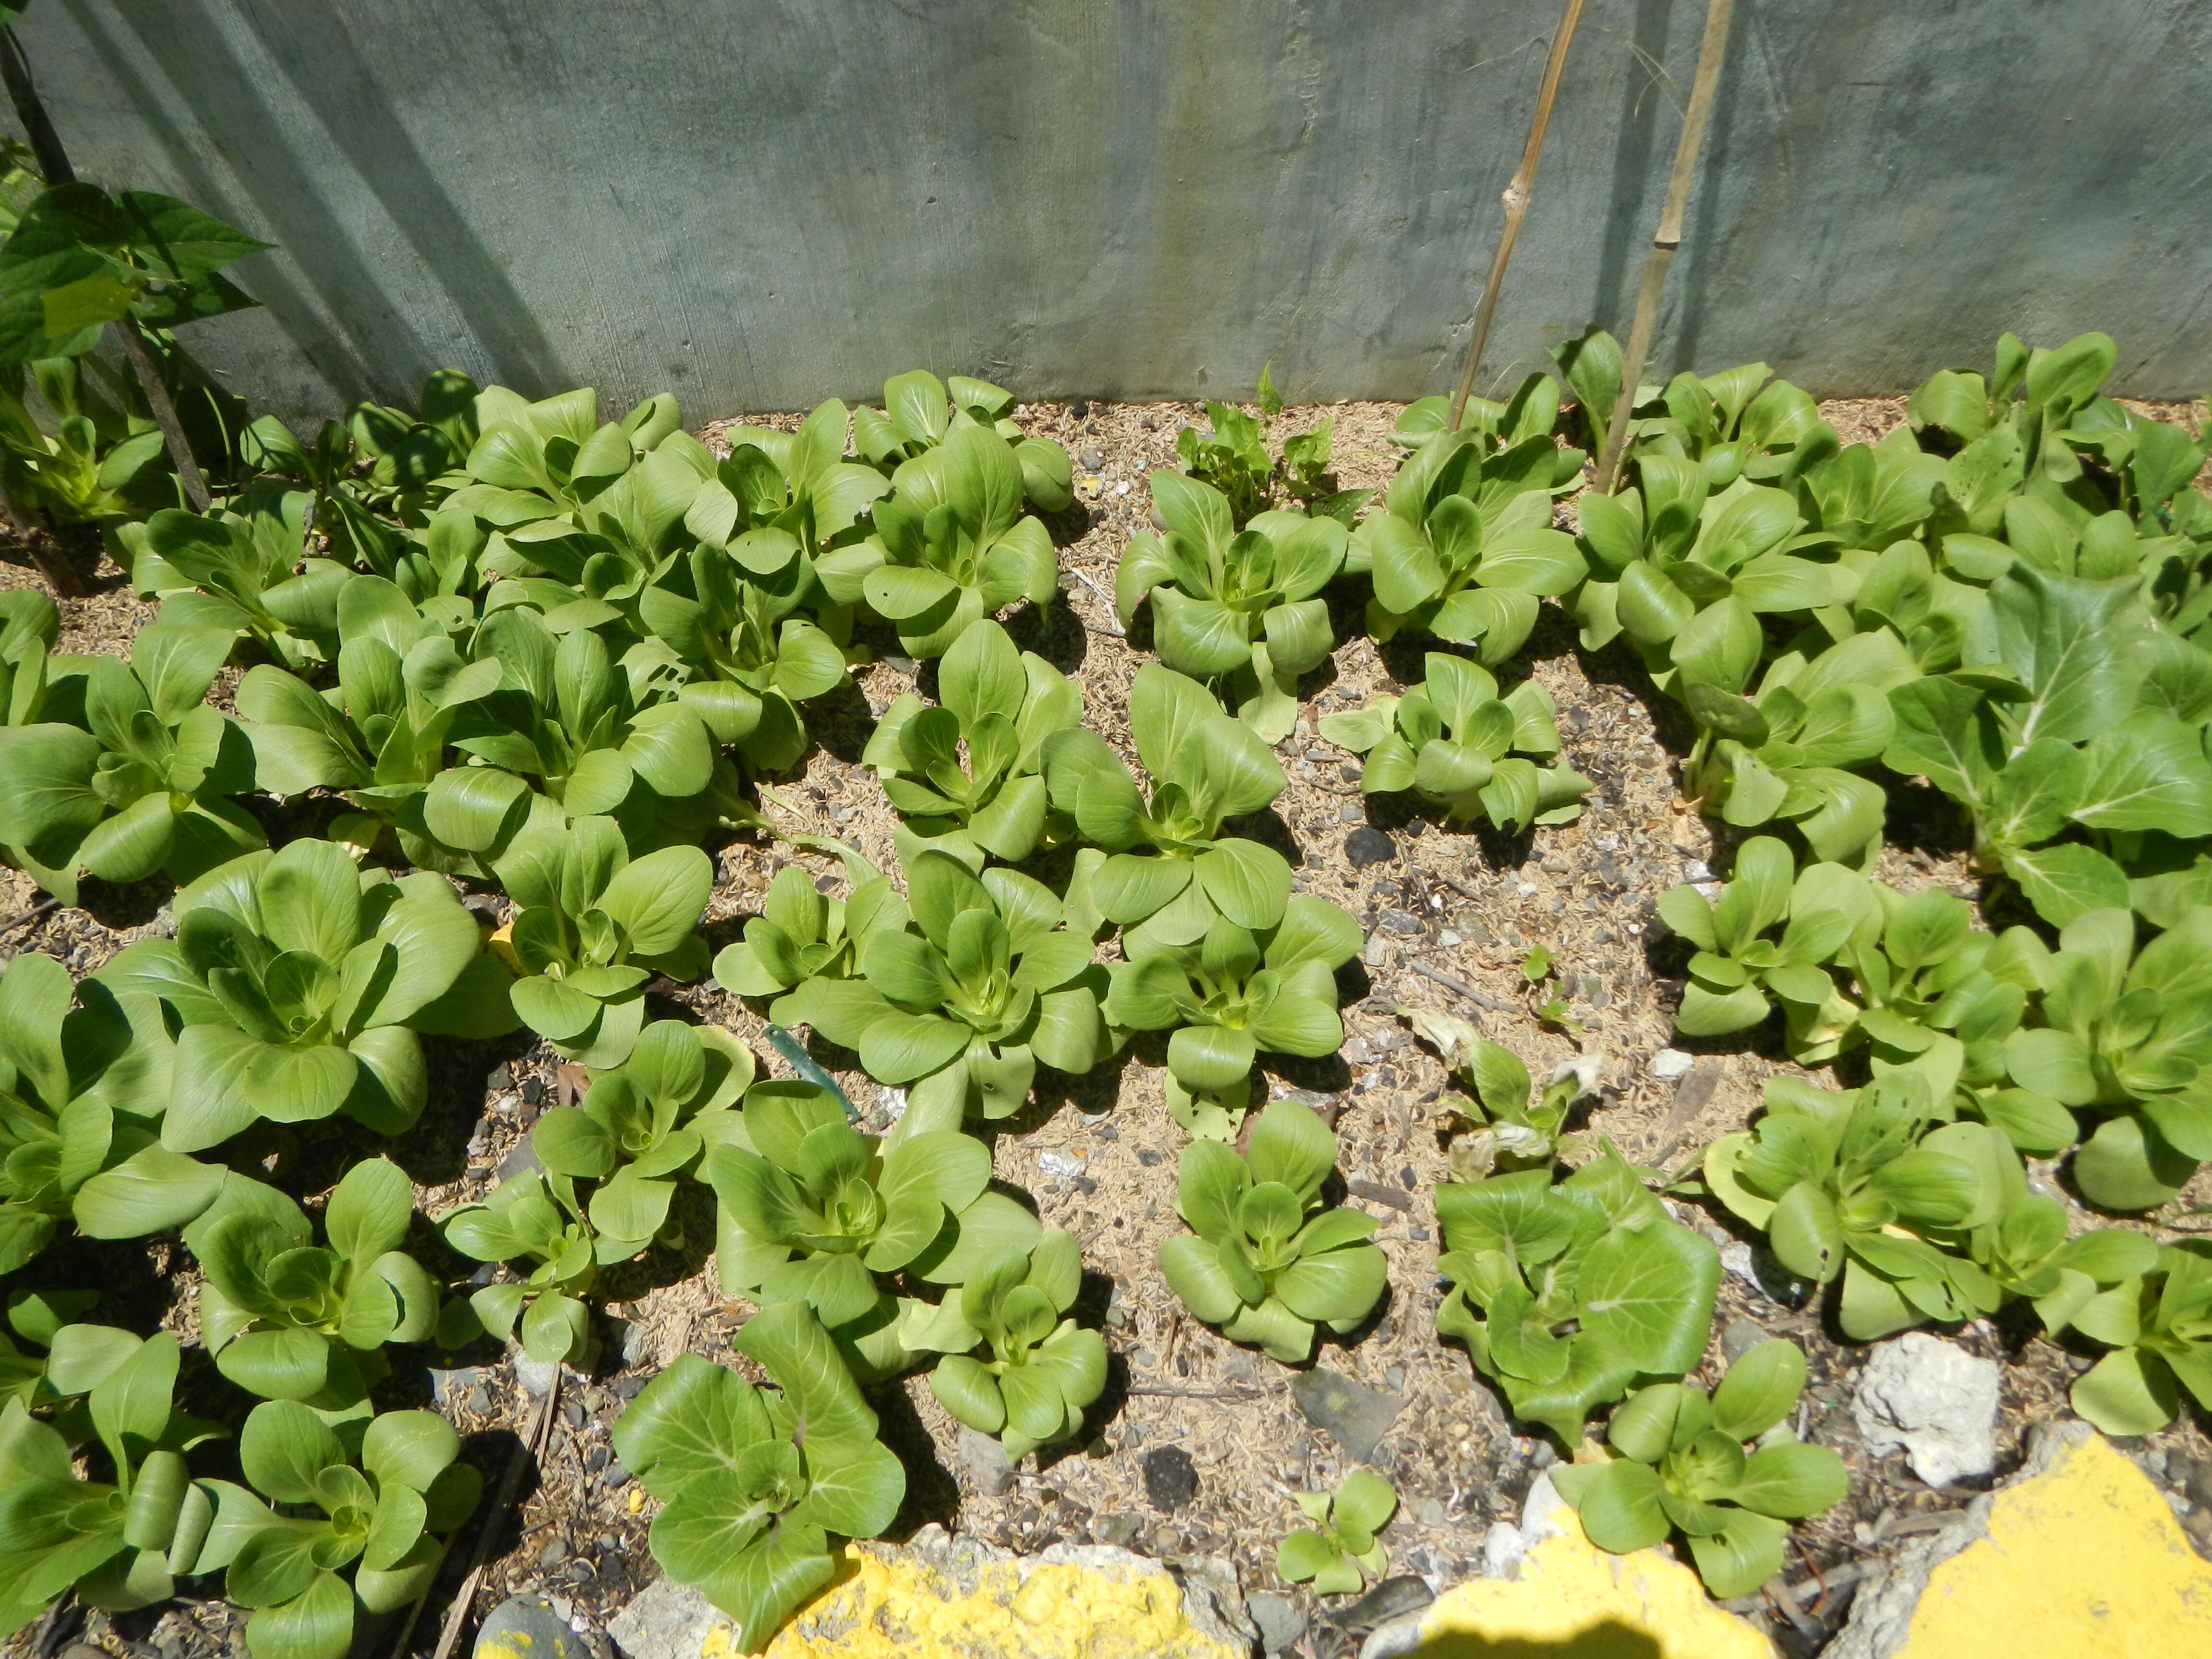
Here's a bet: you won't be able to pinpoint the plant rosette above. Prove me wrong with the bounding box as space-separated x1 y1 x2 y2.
488 810 714 1068
130 493 351 673
1702 1074 2006 1341
1156 1100 1386 1364
1319 653 1589 833
1106 901 1361 1141
611 1303 906 1654
193 1403 481 1659
1276 1469 1397 1595
853 370 1073 513
2060 1239 2212 1435
97 840 517 1151
1549 1338 1848 1598
816 423 1058 659
1115 470 1346 740
0 1331 228 1635
0 949 223 1270
184 1161 442 1408
704 1080 1040 1380
1396 1004 1601 1177
0 620 263 904
860 617 1082 862
1433 1150 1720 1443
777 846 1115 1127
1040 663 1290 944
899 1229 1106 1459
711 859 911 1018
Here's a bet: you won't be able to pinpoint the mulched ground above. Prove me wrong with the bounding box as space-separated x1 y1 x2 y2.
7 390 2212 1659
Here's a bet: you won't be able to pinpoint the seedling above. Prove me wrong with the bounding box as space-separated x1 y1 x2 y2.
1276 1469 1397 1594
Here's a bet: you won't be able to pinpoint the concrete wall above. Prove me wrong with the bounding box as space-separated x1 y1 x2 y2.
24 0 2212 420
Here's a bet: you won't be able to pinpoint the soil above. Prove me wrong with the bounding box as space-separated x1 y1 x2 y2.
6 390 2212 1659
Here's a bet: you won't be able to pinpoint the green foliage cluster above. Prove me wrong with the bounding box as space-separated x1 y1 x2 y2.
1275 1468 1396 1595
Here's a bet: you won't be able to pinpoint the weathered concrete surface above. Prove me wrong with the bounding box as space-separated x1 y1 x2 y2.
1832 1423 2212 1659
25 1 2212 416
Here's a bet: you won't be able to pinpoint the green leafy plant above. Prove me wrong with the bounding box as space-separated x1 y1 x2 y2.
777 847 1115 1126
194 1402 480 1659
0 182 267 369
1275 1469 1396 1595
235 574 506 874
0 355 175 540
637 534 850 777
1550 1339 1847 1598
1040 663 1290 940
705 1079 1040 1378
817 423 1058 658
1353 399 1585 663
711 860 910 1019
1995 907 2212 1211
1397 1006 1601 1177
96 840 516 1150
1319 653 1588 832
2061 1240 2212 1436
1657 836 1866 1052
611 1302 906 1653
127 491 352 671
1156 1100 1386 1364
1174 367 1367 527
0 1290 118 1408
184 1162 441 1407
1433 1150 1721 1442
900 1229 1106 1459
0 948 221 1269
861 618 1082 861
1884 565 2212 926
854 370 1073 512
443 1021 756 1365
0 620 262 902
1106 901 1361 1140
1115 472 1346 739
0 1330 226 1634
431 607 725 860
1703 1075 2005 1340
702 400 890 591
488 810 713 1068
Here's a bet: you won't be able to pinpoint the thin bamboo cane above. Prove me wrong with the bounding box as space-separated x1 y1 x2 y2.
1593 0 1741 492
1446 0 1587 433
0 25 212 511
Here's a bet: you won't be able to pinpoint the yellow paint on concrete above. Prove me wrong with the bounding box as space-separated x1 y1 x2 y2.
1401 1508 1775 1659
1893 1432 2212 1659
758 1542 1244 1659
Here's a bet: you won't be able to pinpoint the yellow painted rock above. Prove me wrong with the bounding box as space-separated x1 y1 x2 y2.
1365 1478 1775 1659
611 1526 1251 1659
1832 1423 2212 1659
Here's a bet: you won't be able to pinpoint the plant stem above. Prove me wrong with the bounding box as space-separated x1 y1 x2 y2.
0 480 84 596
1446 0 1587 433
0 24 211 511
1593 0 1741 493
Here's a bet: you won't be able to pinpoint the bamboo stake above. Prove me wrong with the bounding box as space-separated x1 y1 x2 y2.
1592 0 1741 493
1446 0 1587 433
0 25 212 511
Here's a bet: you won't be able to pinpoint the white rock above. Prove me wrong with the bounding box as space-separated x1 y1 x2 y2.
1037 1149 1087 1178
608 1578 730 1659
1650 1047 1696 1082
1480 1521 1527 1580
1852 1332 2000 1487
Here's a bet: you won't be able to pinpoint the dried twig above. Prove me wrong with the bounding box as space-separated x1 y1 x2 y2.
426 1370 561 1659
1407 958 1485 1002
0 899 60 938
1593 0 1741 492
1446 0 1588 431
1125 1385 1283 1400
1065 568 1126 636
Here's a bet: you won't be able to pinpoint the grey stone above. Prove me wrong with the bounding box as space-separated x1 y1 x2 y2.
1333 1575 1432 1636
1140 1445 1198 1512
958 1424 1018 1496
1291 1366 1407 1464
1346 826 1396 867
515 1352 561 1398
1077 447 1105 469
1720 1317 1770 1366
1249 1590 1307 1654
430 1365 484 1407
613 1318 651 1369
1090 1511 1141 1548
1412 1496 1446 1528
475 1595 583 1659
539 1537 569 1567
1651 1047 1696 1081
467 1385 493 1415
1853 1331 2001 1488
609 1577 729 1659
1378 908 1424 935
496 1137 546 1180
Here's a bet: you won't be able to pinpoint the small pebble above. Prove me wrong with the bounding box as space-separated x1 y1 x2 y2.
1141 1445 1199 1513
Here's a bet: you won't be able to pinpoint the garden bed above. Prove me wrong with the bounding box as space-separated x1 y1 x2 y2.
8 385 2210 1659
